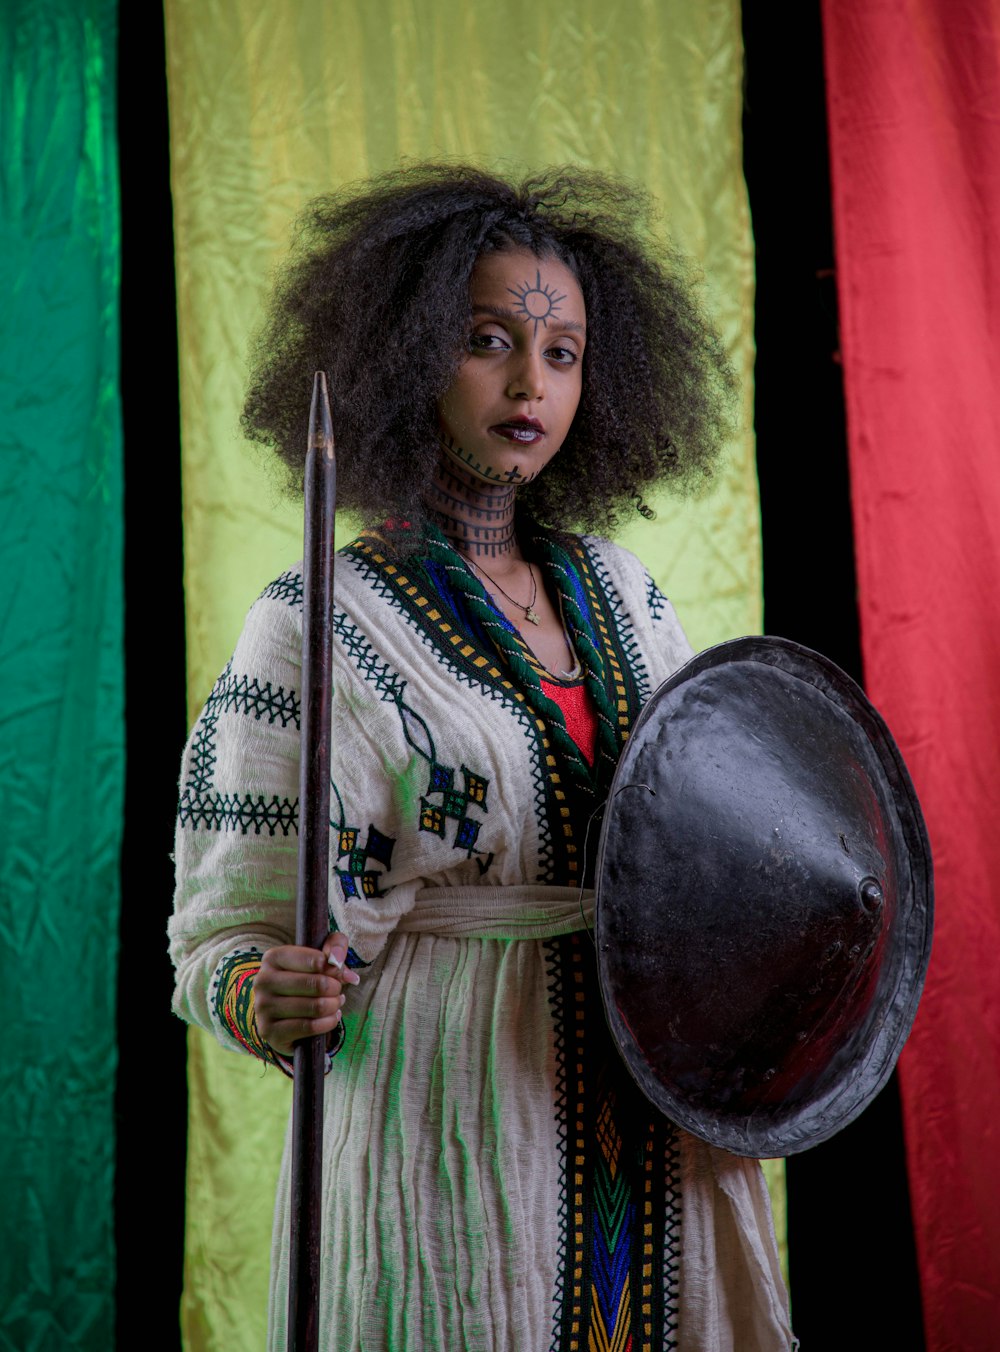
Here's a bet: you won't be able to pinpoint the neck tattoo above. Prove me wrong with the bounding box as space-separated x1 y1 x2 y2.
425 453 519 559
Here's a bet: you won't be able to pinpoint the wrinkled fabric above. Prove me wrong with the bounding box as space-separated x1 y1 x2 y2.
822 2 1000 1346
0 2 122 1349
172 537 792 1350
163 1 763 1343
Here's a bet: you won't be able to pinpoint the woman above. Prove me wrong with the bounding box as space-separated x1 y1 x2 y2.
170 165 794 1351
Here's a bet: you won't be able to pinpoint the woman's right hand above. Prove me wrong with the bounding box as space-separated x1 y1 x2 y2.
254 932 361 1056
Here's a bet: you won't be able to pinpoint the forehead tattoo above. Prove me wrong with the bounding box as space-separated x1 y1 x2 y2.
507 269 567 335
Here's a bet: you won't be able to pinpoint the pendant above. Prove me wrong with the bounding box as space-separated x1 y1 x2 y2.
524 607 540 626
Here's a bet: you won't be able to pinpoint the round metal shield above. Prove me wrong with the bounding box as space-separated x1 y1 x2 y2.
594 636 933 1157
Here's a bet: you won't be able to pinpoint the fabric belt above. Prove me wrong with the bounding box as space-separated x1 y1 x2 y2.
393 884 595 941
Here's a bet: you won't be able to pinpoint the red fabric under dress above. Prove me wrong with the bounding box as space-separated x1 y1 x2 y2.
539 677 598 768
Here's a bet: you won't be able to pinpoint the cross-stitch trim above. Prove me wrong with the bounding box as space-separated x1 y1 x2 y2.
645 569 667 623
178 790 298 835
180 656 301 831
662 1129 682 1349
544 939 570 1352
257 569 304 610
586 548 655 707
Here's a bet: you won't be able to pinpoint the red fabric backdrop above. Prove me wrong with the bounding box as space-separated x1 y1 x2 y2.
822 3 1000 1346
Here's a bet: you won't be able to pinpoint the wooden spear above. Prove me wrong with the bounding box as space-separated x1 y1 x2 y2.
289 371 337 1352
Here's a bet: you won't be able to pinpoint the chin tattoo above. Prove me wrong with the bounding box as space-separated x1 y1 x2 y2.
440 434 538 486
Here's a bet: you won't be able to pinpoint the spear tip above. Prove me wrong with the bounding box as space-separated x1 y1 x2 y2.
308 370 335 460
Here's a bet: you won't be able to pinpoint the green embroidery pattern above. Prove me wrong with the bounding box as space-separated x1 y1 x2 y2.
543 932 681 1352
331 610 495 873
339 528 644 890
585 546 655 706
178 793 298 835
258 569 304 610
179 659 300 836
644 569 667 623
330 800 396 904
212 947 345 1065
339 544 555 877
420 762 490 861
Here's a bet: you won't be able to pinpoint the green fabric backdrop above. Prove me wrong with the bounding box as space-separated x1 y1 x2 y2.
164 2 768 1345
0 3 123 1349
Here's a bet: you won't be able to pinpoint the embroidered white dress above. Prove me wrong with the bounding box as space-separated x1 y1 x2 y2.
170 527 795 1352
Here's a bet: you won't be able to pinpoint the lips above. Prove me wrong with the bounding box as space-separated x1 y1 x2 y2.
492 418 545 444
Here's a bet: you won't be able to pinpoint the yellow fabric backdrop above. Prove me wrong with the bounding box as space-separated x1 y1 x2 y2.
164 2 767 1345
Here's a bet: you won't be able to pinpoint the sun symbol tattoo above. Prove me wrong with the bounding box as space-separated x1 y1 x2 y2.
507 270 566 335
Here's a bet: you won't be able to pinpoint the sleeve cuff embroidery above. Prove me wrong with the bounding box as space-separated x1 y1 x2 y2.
212 948 344 1075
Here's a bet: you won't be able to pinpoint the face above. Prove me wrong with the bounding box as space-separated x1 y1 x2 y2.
437 248 586 486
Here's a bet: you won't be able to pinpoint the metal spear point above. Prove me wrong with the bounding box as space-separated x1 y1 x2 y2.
289 371 337 1352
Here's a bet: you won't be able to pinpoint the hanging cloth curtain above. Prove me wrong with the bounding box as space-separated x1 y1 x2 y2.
0 2 123 1348
822 2 1000 1346
164 1 761 1343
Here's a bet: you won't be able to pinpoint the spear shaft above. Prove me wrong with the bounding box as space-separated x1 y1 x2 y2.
289 371 337 1352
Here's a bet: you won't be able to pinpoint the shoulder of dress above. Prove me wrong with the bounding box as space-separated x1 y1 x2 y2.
577 533 640 564
249 562 306 616
244 547 384 622
232 552 387 667
575 534 650 590
575 534 685 630
223 564 305 663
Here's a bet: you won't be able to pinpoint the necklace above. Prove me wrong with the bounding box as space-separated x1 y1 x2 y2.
464 553 540 625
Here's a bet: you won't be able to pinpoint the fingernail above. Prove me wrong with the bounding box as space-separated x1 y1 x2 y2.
327 946 347 969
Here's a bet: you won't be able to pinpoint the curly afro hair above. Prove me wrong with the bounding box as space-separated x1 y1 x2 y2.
242 163 735 547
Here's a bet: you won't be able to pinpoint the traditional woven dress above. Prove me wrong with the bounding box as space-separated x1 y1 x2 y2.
170 525 795 1352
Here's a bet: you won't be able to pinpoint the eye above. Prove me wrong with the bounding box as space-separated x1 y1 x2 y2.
468 331 510 353
546 344 579 366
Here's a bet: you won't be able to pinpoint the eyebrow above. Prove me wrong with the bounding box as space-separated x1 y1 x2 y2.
472 303 586 335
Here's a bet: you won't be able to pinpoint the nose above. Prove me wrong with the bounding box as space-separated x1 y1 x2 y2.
506 347 545 402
